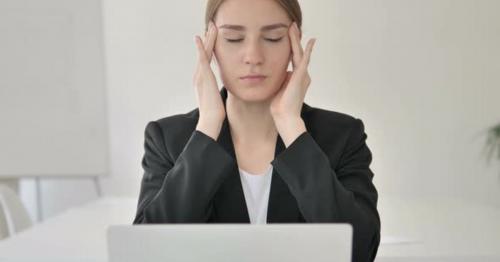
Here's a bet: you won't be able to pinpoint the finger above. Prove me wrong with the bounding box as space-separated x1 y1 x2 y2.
195 35 209 66
299 38 316 69
204 21 217 62
295 22 304 57
289 22 302 69
289 22 303 70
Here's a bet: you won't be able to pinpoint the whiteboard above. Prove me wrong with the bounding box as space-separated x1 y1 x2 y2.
0 0 108 177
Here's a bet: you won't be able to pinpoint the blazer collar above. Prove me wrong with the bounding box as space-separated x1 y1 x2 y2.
212 86 307 223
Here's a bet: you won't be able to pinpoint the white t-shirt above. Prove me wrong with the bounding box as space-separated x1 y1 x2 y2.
238 164 273 224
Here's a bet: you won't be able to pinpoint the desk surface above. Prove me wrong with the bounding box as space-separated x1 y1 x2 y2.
377 195 500 261
0 195 499 262
0 196 136 262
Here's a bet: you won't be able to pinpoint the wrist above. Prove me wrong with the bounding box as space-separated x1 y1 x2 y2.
196 118 223 141
273 116 306 147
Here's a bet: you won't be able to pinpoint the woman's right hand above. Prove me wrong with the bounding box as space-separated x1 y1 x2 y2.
193 21 226 140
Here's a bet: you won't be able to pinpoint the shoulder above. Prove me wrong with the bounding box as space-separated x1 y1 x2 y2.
149 108 199 136
143 108 200 158
302 103 366 137
301 103 369 160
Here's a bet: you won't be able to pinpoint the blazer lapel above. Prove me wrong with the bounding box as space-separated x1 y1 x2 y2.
267 137 304 223
211 87 249 222
211 87 304 223
212 113 250 222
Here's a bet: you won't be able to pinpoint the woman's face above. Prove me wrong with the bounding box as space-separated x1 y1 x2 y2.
213 0 293 103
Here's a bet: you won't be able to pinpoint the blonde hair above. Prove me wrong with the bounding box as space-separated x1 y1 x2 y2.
204 0 302 32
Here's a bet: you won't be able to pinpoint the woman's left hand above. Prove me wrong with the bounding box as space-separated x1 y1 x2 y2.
270 22 316 147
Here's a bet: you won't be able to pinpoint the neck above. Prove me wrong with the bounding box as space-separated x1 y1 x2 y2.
226 92 278 145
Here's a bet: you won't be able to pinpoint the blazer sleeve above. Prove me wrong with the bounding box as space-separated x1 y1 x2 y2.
270 118 380 262
132 121 235 224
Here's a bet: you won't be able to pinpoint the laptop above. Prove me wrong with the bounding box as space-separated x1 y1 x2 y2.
107 223 353 262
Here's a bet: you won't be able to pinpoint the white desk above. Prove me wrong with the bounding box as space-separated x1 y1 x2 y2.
376 195 500 261
0 195 499 262
0 197 136 262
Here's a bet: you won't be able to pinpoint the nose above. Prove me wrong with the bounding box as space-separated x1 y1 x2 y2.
242 40 264 66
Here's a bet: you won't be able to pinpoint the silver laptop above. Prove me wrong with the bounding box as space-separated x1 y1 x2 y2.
107 224 352 262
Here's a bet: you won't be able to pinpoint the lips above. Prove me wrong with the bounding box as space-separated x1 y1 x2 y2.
239 74 267 85
240 74 266 79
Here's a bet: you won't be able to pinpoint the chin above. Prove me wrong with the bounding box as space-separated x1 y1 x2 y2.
227 84 278 103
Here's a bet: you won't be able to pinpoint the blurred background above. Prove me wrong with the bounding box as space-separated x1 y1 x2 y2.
0 0 499 260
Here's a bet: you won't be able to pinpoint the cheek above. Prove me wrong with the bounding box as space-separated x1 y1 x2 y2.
214 43 237 66
213 45 229 73
213 44 239 85
268 43 292 69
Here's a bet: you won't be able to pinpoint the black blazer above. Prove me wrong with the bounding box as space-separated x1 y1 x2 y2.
133 87 380 262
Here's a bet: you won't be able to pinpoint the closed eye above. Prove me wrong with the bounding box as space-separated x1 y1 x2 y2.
226 39 243 43
266 37 283 42
226 37 283 43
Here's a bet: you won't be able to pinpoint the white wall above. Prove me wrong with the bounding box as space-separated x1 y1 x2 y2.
318 0 500 205
306 0 500 205
9 0 500 222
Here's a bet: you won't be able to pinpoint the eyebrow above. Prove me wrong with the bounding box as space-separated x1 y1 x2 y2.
218 23 289 32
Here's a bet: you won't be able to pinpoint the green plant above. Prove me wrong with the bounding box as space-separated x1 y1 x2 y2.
484 123 500 165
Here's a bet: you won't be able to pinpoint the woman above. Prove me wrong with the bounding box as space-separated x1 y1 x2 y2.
133 0 380 261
